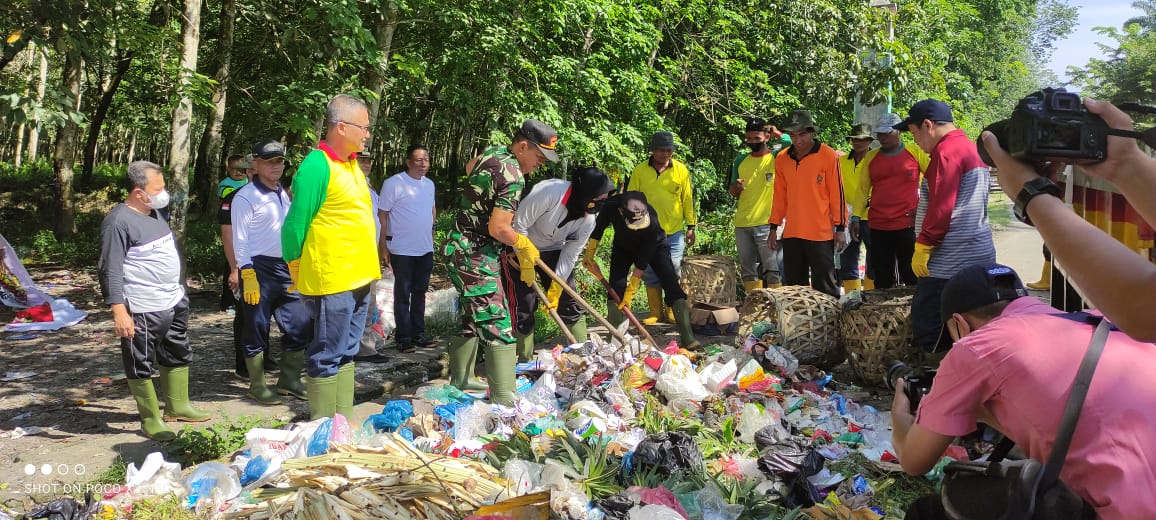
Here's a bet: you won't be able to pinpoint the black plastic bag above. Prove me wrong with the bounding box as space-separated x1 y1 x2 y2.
594 490 641 520
753 423 787 451
24 492 100 520
758 442 824 508
633 431 704 476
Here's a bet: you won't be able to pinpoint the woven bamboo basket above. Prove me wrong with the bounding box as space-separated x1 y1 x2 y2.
839 287 924 385
737 286 844 369
679 255 738 307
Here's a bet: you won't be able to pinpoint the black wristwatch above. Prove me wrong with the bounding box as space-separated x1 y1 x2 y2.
1014 177 1062 227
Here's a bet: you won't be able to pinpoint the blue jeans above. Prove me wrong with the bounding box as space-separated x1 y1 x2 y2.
303 284 372 378
392 253 433 345
838 220 873 281
240 256 312 358
644 230 685 288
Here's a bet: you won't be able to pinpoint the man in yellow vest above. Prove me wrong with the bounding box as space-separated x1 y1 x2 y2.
627 131 696 324
838 123 875 292
282 94 380 420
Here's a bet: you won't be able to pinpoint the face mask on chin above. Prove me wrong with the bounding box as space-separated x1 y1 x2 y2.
143 189 171 210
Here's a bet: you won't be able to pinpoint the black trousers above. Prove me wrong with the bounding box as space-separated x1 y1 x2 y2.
869 227 918 289
392 252 434 344
610 243 687 305
502 249 583 334
120 295 192 379
239 256 312 358
912 276 950 352
781 238 838 297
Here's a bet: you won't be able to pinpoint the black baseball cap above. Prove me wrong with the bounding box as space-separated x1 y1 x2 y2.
894 99 954 131
934 263 1028 350
745 117 768 132
517 119 560 163
253 139 286 160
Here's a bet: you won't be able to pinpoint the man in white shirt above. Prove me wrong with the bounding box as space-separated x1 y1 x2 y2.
506 167 614 361
232 140 312 404
378 145 437 353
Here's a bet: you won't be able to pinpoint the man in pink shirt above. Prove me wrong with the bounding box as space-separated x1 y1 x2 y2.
892 263 1156 519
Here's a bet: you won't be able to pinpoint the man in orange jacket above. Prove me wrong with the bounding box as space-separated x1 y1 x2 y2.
766 110 849 298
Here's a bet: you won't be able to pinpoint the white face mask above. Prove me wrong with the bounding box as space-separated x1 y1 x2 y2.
144 189 170 210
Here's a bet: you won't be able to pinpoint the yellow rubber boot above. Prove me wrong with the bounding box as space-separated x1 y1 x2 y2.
642 287 663 325
1026 261 1051 291
863 278 875 291
743 280 763 294
842 279 862 294
767 283 783 289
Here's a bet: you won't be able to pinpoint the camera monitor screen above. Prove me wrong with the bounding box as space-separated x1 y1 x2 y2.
1035 119 1083 152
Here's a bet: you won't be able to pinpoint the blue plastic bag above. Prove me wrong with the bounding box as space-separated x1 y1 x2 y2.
240 456 269 486
364 400 414 432
307 418 333 457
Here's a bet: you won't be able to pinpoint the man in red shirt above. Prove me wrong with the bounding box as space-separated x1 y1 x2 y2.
858 113 929 289
766 110 848 298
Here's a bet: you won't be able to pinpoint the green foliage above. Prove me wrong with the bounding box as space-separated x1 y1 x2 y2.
548 434 623 500
633 394 703 436
124 494 198 520
696 416 756 459
708 474 802 520
1071 2 1156 109
165 415 287 467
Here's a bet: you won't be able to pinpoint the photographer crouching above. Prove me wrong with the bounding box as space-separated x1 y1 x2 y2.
979 91 1156 342
891 263 1156 519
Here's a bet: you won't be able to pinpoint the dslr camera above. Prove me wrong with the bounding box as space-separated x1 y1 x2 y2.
977 87 1111 168
886 361 936 414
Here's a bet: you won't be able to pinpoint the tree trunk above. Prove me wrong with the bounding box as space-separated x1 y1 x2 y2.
14 121 25 167
127 129 138 163
53 51 83 239
167 0 203 247
365 2 398 128
193 0 236 214
26 44 47 163
82 50 134 183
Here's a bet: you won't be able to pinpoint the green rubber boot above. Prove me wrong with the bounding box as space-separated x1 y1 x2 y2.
336 362 356 420
514 331 536 363
276 350 307 400
158 366 210 422
567 319 589 343
485 341 519 406
606 305 625 332
670 299 702 349
246 354 282 405
306 373 338 419
127 378 176 442
448 336 487 391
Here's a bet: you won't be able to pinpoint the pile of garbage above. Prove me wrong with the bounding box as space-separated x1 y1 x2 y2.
22 323 951 520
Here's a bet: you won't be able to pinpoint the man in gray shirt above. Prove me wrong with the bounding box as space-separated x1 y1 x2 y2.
504 167 614 360
98 161 210 442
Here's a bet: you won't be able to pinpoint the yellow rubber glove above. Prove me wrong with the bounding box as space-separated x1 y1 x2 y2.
240 268 261 305
582 239 599 266
287 259 300 293
912 243 934 278
618 275 643 310
512 234 540 285
545 282 563 310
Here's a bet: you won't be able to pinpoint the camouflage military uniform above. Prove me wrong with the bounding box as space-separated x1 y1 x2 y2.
444 145 525 345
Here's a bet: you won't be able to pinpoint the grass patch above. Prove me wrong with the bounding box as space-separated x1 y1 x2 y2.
125 494 197 520
988 191 1013 228
165 415 288 467
88 456 128 486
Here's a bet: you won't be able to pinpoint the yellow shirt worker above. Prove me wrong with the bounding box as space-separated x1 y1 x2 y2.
729 118 789 291
627 130 696 324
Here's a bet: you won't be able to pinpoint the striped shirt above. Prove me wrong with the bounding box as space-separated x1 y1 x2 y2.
914 130 995 278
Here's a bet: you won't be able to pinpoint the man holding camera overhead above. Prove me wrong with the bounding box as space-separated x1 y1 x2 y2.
894 100 994 353
891 263 1156 519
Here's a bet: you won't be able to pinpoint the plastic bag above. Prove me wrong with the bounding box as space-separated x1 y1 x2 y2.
736 359 766 390
125 451 183 496
307 418 333 456
365 400 414 432
628 504 685 520
757 441 824 508
655 356 710 402
369 271 395 341
760 344 799 377
631 486 690 518
697 486 744 520
633 431 704 476
736 402 779 445
23 493 100 520
503 459 545 497
523 371 559 409
182 462 241 509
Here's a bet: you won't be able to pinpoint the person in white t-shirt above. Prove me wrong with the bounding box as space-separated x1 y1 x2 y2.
378 145 437 353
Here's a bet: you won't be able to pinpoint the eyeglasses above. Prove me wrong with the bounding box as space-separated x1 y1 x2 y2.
336 120 371 132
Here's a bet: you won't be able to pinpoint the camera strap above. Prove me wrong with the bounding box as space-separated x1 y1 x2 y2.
1040 314 1111 491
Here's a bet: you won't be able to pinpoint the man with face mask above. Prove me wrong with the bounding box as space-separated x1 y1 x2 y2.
729 118 790 292
99 161 210 441
505 167 615 361
587 191 700 348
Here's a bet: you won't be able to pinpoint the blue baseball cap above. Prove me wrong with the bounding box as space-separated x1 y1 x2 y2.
894 99 954 131
933 263 1028 351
